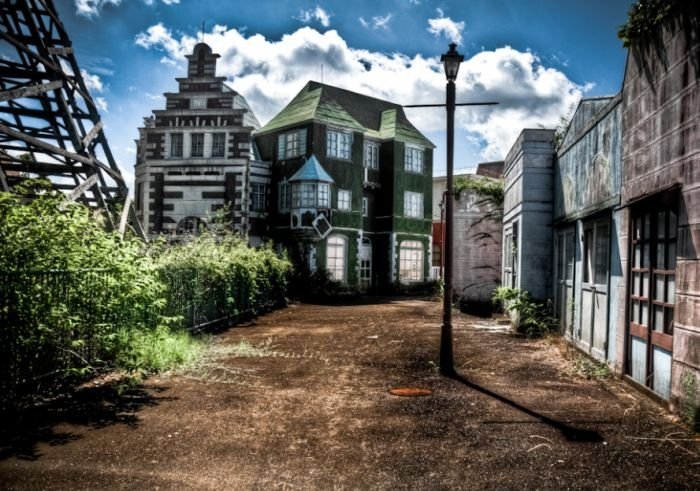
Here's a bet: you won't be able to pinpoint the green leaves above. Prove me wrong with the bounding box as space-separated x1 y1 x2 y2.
1 181 291 410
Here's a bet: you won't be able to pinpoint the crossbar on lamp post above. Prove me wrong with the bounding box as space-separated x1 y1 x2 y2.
403 43 498 377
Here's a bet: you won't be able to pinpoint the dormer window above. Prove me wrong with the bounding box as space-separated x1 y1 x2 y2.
278 128 307 159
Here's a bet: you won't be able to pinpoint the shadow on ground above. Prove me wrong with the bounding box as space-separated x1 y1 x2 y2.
0 382 173 461
448 371 604 442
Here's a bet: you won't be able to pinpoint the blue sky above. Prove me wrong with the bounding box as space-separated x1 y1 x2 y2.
52 0 635 187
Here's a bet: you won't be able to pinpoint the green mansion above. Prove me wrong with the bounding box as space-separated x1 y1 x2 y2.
254 81 434 290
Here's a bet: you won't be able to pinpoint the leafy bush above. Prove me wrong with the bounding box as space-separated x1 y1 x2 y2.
492 287 557 338
291 268 359 303
453 175 504 222
0 182 291 410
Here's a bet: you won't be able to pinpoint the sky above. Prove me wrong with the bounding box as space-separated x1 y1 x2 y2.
50 0 635 189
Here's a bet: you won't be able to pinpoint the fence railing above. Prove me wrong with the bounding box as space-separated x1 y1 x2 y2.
0 266 284 409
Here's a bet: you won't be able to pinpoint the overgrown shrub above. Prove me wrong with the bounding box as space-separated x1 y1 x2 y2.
291 268 360 303
492 287 557 337
0 182 291 410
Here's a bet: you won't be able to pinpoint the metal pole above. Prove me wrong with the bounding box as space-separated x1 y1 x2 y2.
440 78 456 376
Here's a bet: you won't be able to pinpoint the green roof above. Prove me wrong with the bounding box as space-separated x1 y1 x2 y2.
257 81 434 148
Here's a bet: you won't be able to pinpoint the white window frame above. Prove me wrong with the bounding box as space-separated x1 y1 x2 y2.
318 183 330 208
405 146 424 174
170 132 183 158
190 97 207 109
300 182 316 207
191 132 204 158
326 235 347 282
327 129 352 160
404 191 423 218
399 240 424 283
337 189 351 211
211 133 226 158
364 141 379 169
278 129 306 159
278 182 291 212
251 183 266 212
362 197 368 217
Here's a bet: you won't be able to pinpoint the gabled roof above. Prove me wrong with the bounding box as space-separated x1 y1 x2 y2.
257 81 434 148
289 154 334 183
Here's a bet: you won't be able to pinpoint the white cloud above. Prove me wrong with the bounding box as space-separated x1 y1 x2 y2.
74 0 177 17
359 14 392 30
81 69 104 93
134 25 584 162
94 96 109 112
135 23 189 61
295 6 331 28
427 8 465 45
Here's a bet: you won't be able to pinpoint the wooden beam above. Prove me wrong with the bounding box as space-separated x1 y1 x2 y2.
0 80 63 102
0 123 123 181
0 166 9 192
68 173 98 201
119 195 132 237
47 47 74 56
81 120 102 149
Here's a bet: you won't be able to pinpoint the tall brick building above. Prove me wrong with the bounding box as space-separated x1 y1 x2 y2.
134 43 269 243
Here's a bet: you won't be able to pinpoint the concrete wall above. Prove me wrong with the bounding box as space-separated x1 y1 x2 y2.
452 183 503 308
502 129 555 301
620 14 700 409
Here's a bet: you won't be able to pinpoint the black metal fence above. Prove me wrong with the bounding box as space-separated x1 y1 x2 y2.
0 267 283 409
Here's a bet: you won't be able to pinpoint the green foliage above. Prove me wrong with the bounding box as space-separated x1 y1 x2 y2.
0 182 291 410
618 0 682 48
453 175 504 222
392 279 443 297
114 326 205 373
291 268 360 302
553 103 576 151
572 355 612 380
492 287 557 338
680 372 699 432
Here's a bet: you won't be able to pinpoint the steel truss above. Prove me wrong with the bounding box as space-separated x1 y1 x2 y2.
0 0 143 236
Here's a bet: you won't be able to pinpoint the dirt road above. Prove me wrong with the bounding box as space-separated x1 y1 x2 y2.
1 299 698 489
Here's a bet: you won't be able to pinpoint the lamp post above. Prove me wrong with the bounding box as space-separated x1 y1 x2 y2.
403 44 495 376
439 43 464 376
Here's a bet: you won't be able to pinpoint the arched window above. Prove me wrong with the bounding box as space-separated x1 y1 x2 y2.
326 235 347 282
399 240 424 282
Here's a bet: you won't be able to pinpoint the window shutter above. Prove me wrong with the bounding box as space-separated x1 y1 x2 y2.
277 134 285 159
299 128 307 156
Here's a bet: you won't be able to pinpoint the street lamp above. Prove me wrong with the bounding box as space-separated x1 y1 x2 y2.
439 42 464 376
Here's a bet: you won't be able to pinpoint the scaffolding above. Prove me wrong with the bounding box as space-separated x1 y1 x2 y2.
0 0 143 236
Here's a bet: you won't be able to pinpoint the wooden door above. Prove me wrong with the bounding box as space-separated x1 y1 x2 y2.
628 206 677 399
581 219 610 361
555 229 575 335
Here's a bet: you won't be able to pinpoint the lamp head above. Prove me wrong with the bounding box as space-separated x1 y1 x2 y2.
440 42 464 82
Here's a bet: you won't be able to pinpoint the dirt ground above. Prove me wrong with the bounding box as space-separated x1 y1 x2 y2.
1 299 699 490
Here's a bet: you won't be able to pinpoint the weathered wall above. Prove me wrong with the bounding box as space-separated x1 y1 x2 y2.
452 185 503 307
553 96 623 365
555 97 622 221
621 15 700 409
502 129 555 301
